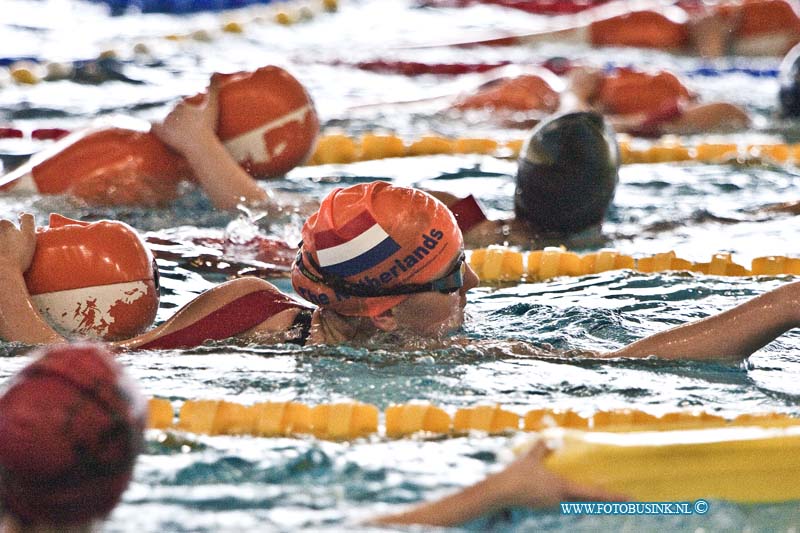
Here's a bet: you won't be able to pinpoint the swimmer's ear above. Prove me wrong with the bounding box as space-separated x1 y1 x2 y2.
369 309 398 332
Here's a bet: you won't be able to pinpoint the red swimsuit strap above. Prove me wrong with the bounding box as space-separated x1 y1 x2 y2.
139 290 311 350
449 194 488 233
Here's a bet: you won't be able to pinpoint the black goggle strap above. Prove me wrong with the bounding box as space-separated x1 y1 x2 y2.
294 245 464 298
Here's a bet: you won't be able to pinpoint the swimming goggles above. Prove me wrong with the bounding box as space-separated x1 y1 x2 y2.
295 247 465 297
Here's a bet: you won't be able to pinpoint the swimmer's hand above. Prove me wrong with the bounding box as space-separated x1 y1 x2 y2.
152 76 221 157
567 67 603 108
493 441 627 507
0 213 36 274
151 76 267 210
371 440 625 527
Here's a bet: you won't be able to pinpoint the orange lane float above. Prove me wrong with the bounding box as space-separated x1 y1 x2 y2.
1 66 319 205
23 214 159 341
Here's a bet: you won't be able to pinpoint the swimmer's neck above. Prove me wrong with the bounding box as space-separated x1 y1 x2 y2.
308 308 378 345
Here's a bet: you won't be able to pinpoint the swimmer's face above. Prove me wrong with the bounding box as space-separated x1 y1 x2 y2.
392 251 480 336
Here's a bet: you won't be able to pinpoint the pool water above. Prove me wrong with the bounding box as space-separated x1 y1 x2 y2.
1 0 800 531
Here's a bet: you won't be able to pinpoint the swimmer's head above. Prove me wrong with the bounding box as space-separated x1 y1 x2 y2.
291 182 465 318
0 343 145 526
188 65 319 178
24 214 160 341
779 42 800 118
515 111 619 235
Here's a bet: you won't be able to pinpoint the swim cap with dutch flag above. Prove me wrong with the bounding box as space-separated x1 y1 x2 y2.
291 182 463 317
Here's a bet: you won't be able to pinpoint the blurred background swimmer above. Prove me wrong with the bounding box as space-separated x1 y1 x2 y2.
449 63 750 135
0 66 319 210
1 183 799 362
418 0 800 58
349 62 750 135
0 343 145 533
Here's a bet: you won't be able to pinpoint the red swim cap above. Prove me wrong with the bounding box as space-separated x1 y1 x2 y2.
291 182 463 317
0 343 145 526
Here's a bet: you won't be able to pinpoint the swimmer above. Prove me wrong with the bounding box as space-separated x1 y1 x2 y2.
1 181 799 361
0 342 145 533
0 65 319 209
449 64 750 136
425 0 800 58
430 110 620 248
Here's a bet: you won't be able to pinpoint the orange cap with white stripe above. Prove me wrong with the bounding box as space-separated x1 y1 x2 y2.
24 214 159 340
213 65 319 178
2 65 318 204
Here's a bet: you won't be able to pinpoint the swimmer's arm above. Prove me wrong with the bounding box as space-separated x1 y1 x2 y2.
751 200 800 215
687 9 738 58
561 67 603 113
609 280 800 361
660 102 750 135
370 441 624 527
0 214 64 344
151 77 268 211
113 276 295 350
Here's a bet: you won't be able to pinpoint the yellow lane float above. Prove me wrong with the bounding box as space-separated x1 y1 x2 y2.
253 402 312 436
310 402 378 440
525 409 589 431
385 403 451 437
453 405 520 434
302 130 800 167
305 132 519 164
147 398 174 430
468 246 799 283
543 424 800 503
177 400 313 436
153 398 798 438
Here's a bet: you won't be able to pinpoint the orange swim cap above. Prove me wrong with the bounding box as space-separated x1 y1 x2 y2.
291 182 463 317
191 65 319 178
2 124 192 205
453 73 561 113
0 343 145 525
596 68 692 116
24 214 159 341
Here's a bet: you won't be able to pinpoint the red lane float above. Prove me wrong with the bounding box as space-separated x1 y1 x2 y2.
1 65 319 205
24 214 160 340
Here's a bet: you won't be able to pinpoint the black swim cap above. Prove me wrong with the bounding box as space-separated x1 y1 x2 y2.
515 111 619 235
779 42 800 118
